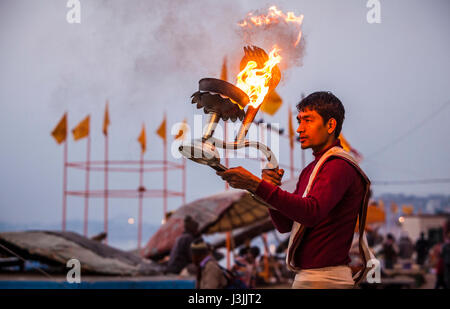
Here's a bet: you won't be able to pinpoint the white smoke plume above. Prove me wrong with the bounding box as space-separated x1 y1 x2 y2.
236 5 306 73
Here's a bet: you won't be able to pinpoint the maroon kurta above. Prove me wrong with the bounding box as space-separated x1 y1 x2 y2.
255 139 366 269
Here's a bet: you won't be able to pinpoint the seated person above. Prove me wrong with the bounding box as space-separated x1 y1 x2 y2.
233 246 260 288
165 215 200 274
191 239 227 289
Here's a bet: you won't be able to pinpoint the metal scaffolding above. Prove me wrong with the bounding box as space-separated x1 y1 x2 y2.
58 118 186 251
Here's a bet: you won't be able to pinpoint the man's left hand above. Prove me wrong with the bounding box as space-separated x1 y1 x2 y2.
216 166 261 193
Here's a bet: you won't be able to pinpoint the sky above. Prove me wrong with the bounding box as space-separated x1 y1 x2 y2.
0 0 449 231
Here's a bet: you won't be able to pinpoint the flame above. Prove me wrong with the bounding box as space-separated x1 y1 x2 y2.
236 46 282 108
238 6 304 47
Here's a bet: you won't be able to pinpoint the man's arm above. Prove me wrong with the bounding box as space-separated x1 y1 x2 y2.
216 166 293 232
260 168 294 233
255 158 358 227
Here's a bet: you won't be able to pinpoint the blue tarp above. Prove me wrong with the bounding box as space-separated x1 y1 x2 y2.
0 279 195 289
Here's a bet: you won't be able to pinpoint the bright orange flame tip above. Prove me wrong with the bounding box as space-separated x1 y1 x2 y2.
236 47 282 108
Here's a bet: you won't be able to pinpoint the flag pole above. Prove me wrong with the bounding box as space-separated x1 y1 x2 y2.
182 157 186 205
221 57 229 191
138 150 144 251
290 141 294 180
224 120 229 190
62 137 68 231
84 131 91 237
299 94 306 170
261 233 270 282
163 135 168 222
104 131 109 243
226 231 231 270
288 106 295 179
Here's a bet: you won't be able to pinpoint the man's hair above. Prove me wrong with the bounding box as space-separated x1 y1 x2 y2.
296 91 345 138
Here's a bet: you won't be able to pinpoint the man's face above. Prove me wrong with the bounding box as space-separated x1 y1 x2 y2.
296 108 332 150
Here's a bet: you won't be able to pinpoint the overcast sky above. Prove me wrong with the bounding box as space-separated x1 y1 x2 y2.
0 0 449 229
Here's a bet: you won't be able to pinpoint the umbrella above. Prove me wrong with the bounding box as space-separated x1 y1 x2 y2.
142 178 297 260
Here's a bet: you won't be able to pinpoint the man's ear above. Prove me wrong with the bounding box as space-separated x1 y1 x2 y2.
327 118 337 135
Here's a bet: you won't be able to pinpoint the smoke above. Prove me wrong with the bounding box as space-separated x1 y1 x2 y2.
43 0 248 114
40 1 306 115
116 0 250 81
236 6 307 73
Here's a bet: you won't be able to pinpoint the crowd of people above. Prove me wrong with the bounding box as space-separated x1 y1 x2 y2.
160 214 450 289
367 227 450 289
160 215 289 289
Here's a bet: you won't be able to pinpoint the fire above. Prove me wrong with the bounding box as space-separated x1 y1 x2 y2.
238 6 304 47
236 46 282 108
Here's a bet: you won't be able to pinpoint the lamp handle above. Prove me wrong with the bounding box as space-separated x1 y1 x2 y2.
207 137 279 170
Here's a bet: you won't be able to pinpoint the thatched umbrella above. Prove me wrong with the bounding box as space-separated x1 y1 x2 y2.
142 179 297 260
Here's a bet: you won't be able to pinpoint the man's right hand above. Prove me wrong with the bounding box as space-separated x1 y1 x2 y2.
261 168 284 186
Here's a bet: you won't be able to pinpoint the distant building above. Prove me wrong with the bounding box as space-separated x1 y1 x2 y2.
425 199 440 214
400 214 450 244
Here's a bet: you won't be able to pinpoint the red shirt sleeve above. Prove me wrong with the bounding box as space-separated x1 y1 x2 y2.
255 157 358 227
261 176 302 234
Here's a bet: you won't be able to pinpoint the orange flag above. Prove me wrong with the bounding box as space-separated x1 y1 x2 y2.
103 101 110 136
378 199 385 211
174 119 189 140
391 202 398 214
339 134 352 152
72 115 90 141
367 203 386 224
355 202 386 232
260 90 282 116
288 106 295 149
51 113 67 144
220 57 227 81
402 205 414 216
339 133 363 163
156 115 167 141
138 124 146 153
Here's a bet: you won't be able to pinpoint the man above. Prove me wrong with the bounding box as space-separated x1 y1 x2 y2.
415 232 429 266
191 239 228 289
380 233 398 269
442 227 450 289
398 232 414 259
217 91 372 289
165 215 200 274
233 246 261 288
